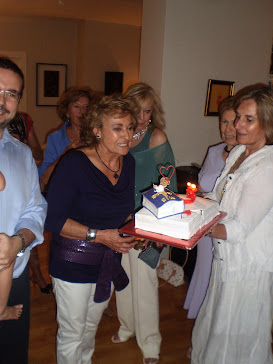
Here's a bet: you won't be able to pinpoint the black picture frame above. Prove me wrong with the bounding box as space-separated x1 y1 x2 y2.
36 63 67 106
204 79 235 116
104 71 123 95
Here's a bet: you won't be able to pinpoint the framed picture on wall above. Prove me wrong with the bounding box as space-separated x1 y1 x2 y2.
36 63 67 106
204 79 235 116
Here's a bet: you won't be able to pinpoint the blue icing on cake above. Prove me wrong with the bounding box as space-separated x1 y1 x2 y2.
141 186 185 219
142 187 181 208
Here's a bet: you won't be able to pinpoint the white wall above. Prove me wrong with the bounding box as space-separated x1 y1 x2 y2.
139 0 165 93
140 0 273 166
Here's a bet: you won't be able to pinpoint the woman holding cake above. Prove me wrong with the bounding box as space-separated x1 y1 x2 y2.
44 94 138 364
113 82 177 364
184 96 237 319
191 85 273 364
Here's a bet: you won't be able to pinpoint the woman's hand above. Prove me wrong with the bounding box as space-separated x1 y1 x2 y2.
96 229 137 253
142 240 163 249
155 242 164 248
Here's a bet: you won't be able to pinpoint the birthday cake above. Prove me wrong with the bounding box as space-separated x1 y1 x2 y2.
135 195 220 240
135 170 220 240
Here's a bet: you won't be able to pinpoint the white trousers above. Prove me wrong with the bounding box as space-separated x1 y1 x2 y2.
115 249 162 359
52 277 111 364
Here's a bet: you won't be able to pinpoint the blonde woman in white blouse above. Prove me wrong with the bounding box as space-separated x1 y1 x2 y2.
191 85 273 364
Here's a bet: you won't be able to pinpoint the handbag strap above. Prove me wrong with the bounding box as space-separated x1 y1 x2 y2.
169 246 189 269
218 152 245 204
157 246 188 287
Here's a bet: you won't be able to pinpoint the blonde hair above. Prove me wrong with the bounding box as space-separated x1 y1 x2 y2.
81 94 139 148
234 84 273 145
124 82 166 131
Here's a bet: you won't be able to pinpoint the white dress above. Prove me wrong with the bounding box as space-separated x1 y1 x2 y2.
184 143 225 319
191 145 273 364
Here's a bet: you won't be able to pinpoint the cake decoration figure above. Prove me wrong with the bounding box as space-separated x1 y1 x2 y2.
141 165 185 219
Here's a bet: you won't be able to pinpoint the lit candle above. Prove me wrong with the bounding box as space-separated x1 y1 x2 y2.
186 182 197 202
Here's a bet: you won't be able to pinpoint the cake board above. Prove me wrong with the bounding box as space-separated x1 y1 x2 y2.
119 212 227 250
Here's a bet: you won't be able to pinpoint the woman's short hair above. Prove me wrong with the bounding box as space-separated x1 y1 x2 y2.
218 96 235 122
234 84 273 144
57 86 94 122
124 82 166 131
81 94 140 148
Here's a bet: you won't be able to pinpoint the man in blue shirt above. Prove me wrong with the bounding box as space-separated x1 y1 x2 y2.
0 58 47 364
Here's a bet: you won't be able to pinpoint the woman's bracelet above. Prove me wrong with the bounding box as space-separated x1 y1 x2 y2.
86 228 97 241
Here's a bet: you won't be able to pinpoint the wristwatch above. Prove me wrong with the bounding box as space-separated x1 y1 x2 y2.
86 228 97 242
12 232 26 257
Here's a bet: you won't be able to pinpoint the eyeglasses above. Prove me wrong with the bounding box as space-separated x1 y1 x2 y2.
0 90 21 102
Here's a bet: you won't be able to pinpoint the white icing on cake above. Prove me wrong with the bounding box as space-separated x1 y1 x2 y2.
135 195 220 240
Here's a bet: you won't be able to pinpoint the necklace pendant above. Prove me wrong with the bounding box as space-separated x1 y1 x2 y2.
133 125 148 140
95 145 121 178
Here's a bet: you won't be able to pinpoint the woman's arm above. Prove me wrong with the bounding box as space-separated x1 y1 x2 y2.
225 166 273 243
40 154 64 185
149 128 167 148
207 223 227 240
60 218 136 253
27 127 43 167
41 142 80 185
39 129 71 184
211 162 273 243
0 229 35 271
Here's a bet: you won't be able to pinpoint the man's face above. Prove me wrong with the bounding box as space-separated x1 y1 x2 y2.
0 68 22 136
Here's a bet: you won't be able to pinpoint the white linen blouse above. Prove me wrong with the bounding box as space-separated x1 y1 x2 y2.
206 144 273 281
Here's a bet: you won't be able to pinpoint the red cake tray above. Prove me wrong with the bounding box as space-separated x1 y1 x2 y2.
119 212 227 250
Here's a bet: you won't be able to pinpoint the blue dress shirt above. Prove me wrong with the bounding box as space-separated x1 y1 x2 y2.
38 122 70 178
0 129 47 278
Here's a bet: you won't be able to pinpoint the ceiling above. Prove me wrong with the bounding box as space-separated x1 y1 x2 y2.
0 0 143 26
